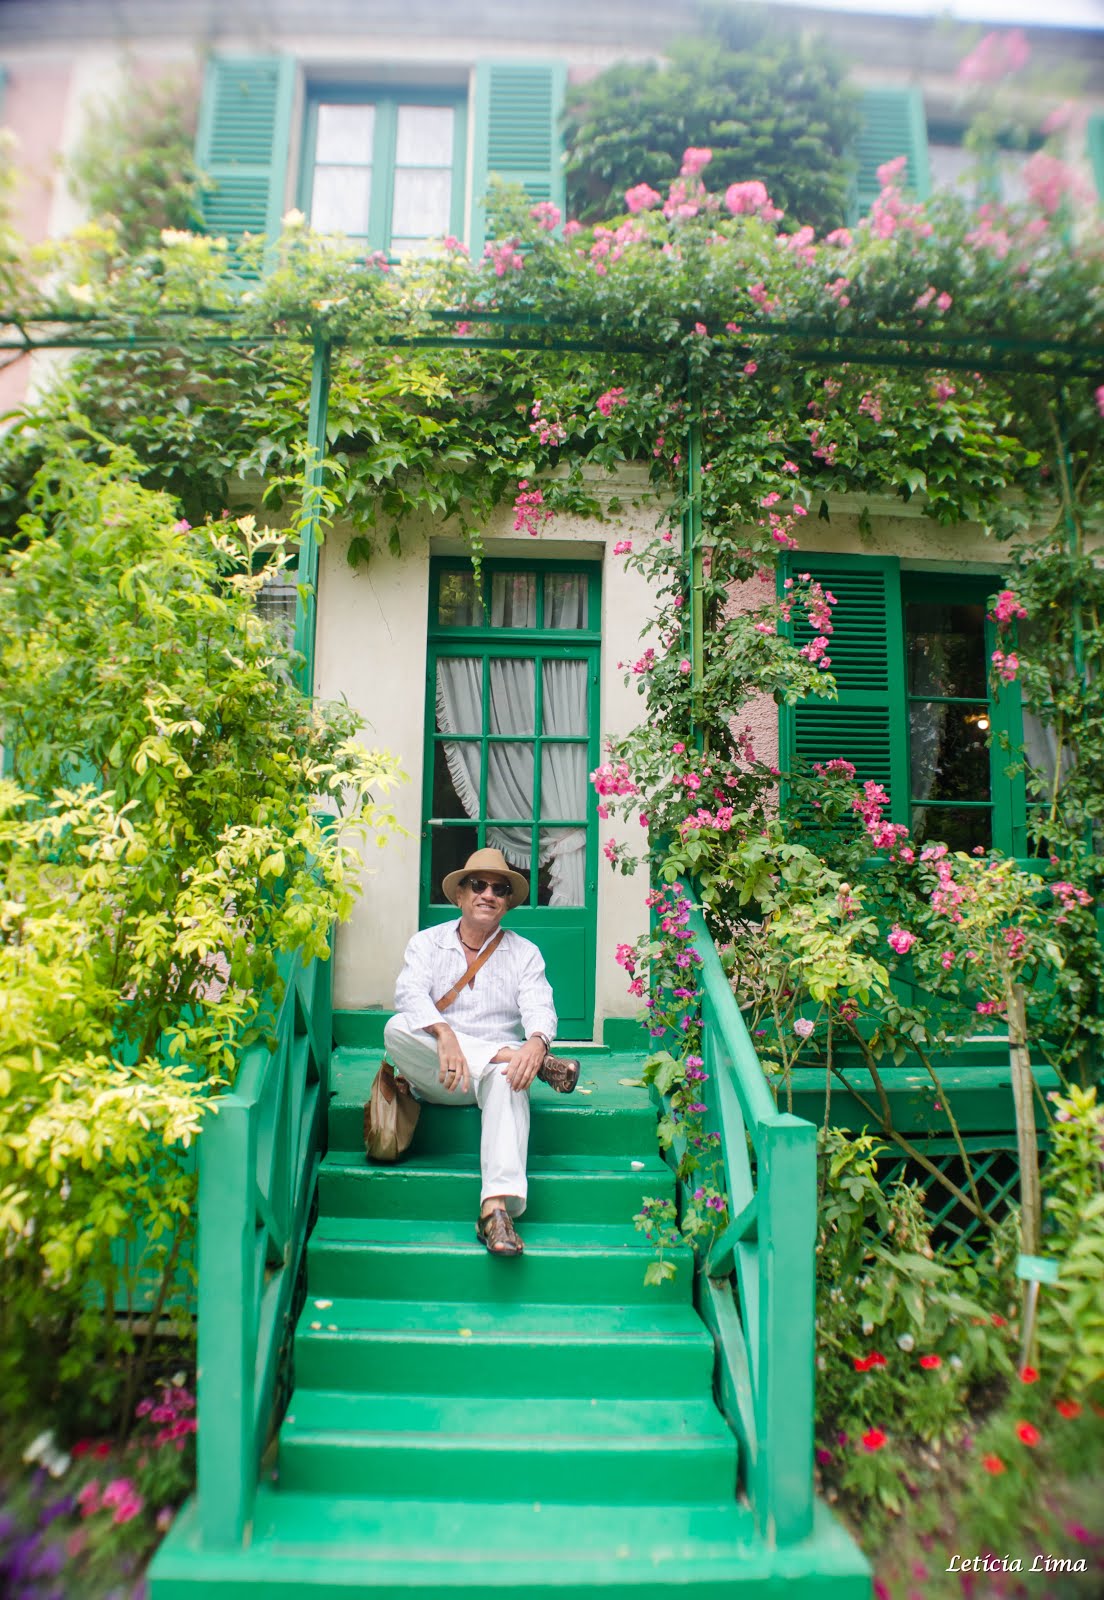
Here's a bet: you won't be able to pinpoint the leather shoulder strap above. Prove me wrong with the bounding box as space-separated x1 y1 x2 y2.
434 928 504 1012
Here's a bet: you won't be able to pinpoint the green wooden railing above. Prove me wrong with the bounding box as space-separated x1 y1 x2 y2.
678 883 817 1548
194 948 332 1548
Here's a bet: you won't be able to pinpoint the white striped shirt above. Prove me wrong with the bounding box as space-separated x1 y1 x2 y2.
394 920 557 1044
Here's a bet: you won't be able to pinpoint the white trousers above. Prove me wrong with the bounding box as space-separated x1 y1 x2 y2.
382 1014 530 1217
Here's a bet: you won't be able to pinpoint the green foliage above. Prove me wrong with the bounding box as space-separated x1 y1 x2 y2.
562 12 860 231
1036 1085 1104 1392
0 441 404 1426
67 71 206 251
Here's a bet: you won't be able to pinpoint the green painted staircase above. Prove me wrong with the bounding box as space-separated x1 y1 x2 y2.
150 1043 870 1598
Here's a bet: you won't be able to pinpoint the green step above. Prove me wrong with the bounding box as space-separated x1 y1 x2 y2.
277 1391 737 1503
328 1051 658 1159
318 1151 673 1225
293 1298 715 1398
306 1217 689 1305
150 1490 872 1597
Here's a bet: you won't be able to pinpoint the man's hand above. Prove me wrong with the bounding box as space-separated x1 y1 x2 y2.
502 1035 547 1092
428 1023 471 1093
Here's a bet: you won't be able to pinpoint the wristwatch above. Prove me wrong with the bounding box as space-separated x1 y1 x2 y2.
533 1032 552 1055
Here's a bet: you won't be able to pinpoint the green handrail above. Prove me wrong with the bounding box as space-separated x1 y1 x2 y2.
676 880 817 1548
194 947 332 1548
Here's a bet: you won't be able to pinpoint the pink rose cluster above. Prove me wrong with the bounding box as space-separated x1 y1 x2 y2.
596 386 628 418
1051 880 1093 923
957 28 1030 85
852 780 909 853
990 589 1028 626
529 200 561 231
483 238 524 277
529 399 567 447
725 180 783 224
867 157 933 243
513 480 552 537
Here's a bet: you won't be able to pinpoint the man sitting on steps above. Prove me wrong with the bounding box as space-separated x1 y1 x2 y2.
382 847 581 1258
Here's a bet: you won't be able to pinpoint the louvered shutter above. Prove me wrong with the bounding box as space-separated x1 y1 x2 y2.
1089 115 1104 201
470 61 567 256
852 87 931 217
780 555 909 826
195 56 295 251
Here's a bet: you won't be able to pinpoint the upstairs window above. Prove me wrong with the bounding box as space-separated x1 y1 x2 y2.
302 90 466 255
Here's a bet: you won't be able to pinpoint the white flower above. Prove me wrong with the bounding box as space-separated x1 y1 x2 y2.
793 1017 815 1039
159 227 195 246
862 1320 875 1336
282 208 307 228
949 1354 963 1370
22 1428 55 1464
66 282 95 304
897 1333 915 1352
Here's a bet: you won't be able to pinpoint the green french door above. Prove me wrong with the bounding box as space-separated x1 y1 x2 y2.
421 559 601 1039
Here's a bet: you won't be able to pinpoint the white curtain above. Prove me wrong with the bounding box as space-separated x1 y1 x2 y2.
435 575 588 906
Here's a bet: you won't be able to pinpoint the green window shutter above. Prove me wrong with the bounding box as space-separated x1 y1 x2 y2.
470 60 567 258
780 554 909 826
853 87 931 216
1088 114 1104 201
195 56 295 249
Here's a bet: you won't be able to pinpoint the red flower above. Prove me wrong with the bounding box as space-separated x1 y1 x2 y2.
1019 1364 1039 1384
1056 1399 1082 1420
93 1442 112 1459
862 1427 888 1452
71 1440 93 1458
990 1314 1006 1327
919 1354 942 1370
1015 1421 1041 1447
982 1453 1006 1474
853 1351 888 1372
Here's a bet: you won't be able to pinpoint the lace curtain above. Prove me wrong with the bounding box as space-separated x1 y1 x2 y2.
435 577 587 906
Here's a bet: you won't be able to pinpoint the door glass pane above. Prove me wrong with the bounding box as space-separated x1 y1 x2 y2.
436 657 483 735
545 572 588 629
542 660 587 736
316 103 375 163
395 105 454 165
431 825 478 902
911 806 992 855
906 603 987 698
910 702 990 804
433 741 476 820
437 569 483 626
310 166 372 235
486 743 534 820
541 744 587 818
537 827 586 906
490 571 536 628
391 168 452 241
489 659 535 734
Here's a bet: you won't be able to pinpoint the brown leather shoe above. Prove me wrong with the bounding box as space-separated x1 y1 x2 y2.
537 1054 581 1094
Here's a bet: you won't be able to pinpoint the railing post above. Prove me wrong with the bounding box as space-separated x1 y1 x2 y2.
196 1096 258 1549
755 1114 817 1545
293 335 332 699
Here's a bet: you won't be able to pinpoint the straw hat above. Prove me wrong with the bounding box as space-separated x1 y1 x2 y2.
442 846 528 907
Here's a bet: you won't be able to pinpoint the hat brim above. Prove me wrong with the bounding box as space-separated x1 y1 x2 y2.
441 864 528 906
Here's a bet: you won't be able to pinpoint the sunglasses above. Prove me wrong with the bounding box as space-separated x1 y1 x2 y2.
465 877 513 898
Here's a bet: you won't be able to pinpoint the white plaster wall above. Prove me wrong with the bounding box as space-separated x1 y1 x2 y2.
315 468 662 1040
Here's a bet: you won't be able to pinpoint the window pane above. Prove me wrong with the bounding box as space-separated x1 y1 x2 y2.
436 657 483 735
910 702 991 804
541 744 587 818
911 805 992 855
537 827 587 906
906 602 987 699
490 571 537 628
310 166 372 235
315 103 375 163
395 104 454 165
432 741 475 821
489 658 535 735
437 569 482 627
486 743 534 820
542 660 587 736
430 824 478 901
544 572 588 629
391 168 452 242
